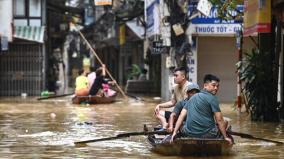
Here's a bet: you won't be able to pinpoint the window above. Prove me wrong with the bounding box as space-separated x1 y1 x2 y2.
29 0 41 17
14 19 28 26
14 0 26 16
29 19 41 26
13 0 42 26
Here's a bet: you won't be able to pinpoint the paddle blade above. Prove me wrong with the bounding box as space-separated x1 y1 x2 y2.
74 130 169 145
37 93 73 100
74 136 124 145
230 131 284 145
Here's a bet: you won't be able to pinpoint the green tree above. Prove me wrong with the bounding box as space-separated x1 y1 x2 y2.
241 48 280 121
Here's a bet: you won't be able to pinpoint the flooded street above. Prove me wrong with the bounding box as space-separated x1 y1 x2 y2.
0 96 283 158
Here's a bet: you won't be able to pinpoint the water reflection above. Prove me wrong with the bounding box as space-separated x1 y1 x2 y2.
0 97 283 158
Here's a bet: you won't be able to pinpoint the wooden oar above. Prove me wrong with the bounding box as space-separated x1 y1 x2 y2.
74 130 168 145
37 93 73 100
126 93 144 101
229 131 284 145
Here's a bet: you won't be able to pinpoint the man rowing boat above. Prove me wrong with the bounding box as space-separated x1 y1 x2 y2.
171 74 233 145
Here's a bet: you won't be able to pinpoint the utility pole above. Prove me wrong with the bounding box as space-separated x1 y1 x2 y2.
236 30 243 114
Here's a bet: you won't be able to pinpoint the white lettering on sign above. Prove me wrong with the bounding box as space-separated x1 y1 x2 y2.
188 24 242 35
187 37 198 83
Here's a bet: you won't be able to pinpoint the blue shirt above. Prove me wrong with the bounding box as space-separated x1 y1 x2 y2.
172 98 189 116
183 89 221 137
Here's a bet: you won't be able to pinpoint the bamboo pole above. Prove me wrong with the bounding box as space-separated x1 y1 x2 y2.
76 28 128 99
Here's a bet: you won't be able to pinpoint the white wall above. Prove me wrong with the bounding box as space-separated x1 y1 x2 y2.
197 36 256 102
0 0 13 41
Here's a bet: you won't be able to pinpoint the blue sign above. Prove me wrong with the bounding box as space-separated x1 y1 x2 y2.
146 0 159 36
146 2 155 30
188 5 243 35
189 5 243 24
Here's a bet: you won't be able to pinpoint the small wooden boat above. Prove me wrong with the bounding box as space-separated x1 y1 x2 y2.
147 134 233 156
72 95 116 104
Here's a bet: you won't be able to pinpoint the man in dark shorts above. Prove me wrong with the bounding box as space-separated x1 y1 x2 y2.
167 83 200 133
154 67 190 131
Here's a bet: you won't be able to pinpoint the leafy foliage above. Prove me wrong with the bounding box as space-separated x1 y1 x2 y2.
209 0 243 21
241 49 279 121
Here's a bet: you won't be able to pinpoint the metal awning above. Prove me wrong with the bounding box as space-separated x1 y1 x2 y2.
126 21 145 39
13 26 45 43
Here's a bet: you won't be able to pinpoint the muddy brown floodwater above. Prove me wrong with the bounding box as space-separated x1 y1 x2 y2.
0 96 283 158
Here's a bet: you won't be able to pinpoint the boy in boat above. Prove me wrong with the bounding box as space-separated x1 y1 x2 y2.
166 83 200 133
154 67 190 131
171 74 233 145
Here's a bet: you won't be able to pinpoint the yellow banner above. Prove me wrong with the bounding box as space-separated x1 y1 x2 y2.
119 24 125 45
244 0 271 36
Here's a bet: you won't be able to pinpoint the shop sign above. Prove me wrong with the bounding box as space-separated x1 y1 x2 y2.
188 5 243 35
94 0 112 6
152 39 163 54
197 0 212 16
243 0 271 36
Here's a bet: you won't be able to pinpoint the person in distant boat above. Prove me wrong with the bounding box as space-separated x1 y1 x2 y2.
171 74 233 145
102 83 117 97
87 66 96 89
75 69 89 96
138 68 147 81
167 83 200 133
89 64 116 97
154 67 190 131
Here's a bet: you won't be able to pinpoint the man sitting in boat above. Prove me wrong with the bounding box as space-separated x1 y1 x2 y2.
171 74 233 145
154 67 190 131
167 83 200 133
89 64 116 97
75 69 89 96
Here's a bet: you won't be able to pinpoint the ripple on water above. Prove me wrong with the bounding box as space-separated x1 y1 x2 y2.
87 138 150 154
237 142 277 146
1 99 284 158
18 131 56 138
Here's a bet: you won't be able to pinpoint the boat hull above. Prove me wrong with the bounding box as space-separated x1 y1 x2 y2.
148 135 233 156
72 95 116 104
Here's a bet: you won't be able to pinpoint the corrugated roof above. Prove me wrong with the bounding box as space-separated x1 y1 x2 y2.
13 26 45 43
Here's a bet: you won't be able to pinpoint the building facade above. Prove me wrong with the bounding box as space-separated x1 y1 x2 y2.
0 0 46 96
145 1 255 102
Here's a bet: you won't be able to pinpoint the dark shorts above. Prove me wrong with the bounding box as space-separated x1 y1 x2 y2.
201 126 222 138
165 111 171 122
180 126 222 139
